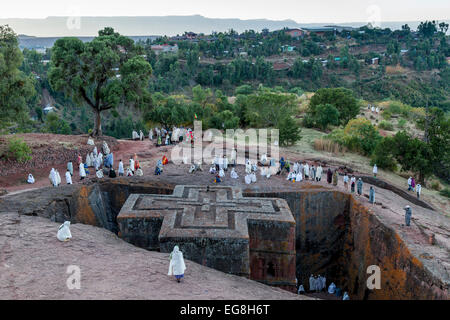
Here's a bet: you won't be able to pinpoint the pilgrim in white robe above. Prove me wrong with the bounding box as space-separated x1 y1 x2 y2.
57 221 72 242
139 130 144 141
135 168 143 176
49 168 58 186
296 172 303 182
250 172 257 183
67 162 73 176
231 168 239 179
328 283 336 294
79 163 86 178
260 153 268 166
55 170 61 186
65 171 73 184
245 174 252 185
168 246 186 281
309 275 314 292
219 169 225 178
304 164 310 178
126 168 134 176
118 161 124 175
287 172 294 181
86 154 92 167
245 162 252 174
132 130 139 140
261 167 268 177
102 141 110 155
96 170 104 178
27 174 35 184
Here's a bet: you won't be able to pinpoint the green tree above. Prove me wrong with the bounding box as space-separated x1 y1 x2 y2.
243 92 297 128
48 27 153 136
43 113 71 135
391 131 433 183
278 116 302 147
0 25 35 132
418 21 437 38
371 137 397 171
308 88 359 125
343 118 382 156
304 103 340 131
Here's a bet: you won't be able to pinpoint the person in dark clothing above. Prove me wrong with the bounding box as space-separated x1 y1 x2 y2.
327 168 333 184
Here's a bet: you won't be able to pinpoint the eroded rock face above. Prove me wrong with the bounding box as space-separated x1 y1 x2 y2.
246 191 448 300
1 178 448 300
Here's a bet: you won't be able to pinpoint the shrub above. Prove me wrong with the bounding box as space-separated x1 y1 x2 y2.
4 137 32 163
397 118 407 128
430 180 441 191
387 101 411 117
313 138 346 154
382 111 392 120
439 188 450 198
342 118 382 156
378 120 394 131
371 137 398 171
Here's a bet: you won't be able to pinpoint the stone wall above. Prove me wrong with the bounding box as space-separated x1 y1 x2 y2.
246 190 448 299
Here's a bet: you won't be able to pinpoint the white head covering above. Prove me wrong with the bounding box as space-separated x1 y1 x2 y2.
328 282 336 294
65 171 73 184
55 170 61 185
79 163 86 177
57 221 72 242
168 246 186 276
27 174 35 184
49 168 57 186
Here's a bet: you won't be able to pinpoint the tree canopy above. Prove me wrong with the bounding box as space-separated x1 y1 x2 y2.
48 27 153 136
308 88 360 126
0 25 35 132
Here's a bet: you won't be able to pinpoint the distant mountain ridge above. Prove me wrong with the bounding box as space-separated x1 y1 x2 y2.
2 15 447 38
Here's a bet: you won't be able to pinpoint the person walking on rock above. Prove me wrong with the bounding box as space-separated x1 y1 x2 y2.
357 178 363 196
404 205 412 226
369 186 375 204
168 246 186 283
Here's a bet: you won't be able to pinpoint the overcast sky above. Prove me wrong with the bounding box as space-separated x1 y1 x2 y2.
1 0 449 22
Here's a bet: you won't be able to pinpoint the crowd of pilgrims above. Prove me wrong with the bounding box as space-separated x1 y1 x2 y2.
25 125 415 228
295 275 350 300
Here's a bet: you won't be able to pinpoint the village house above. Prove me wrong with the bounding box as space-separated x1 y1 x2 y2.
284 28 306 39
150 44 179 55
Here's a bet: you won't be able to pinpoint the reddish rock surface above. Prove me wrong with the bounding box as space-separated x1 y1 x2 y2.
0 212 311 300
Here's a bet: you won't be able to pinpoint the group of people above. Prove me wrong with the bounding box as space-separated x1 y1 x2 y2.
148 126 192 147
285 160 324 183
368 104 380 114
35 140 132 187
296 275 350 300
407 176 422 199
